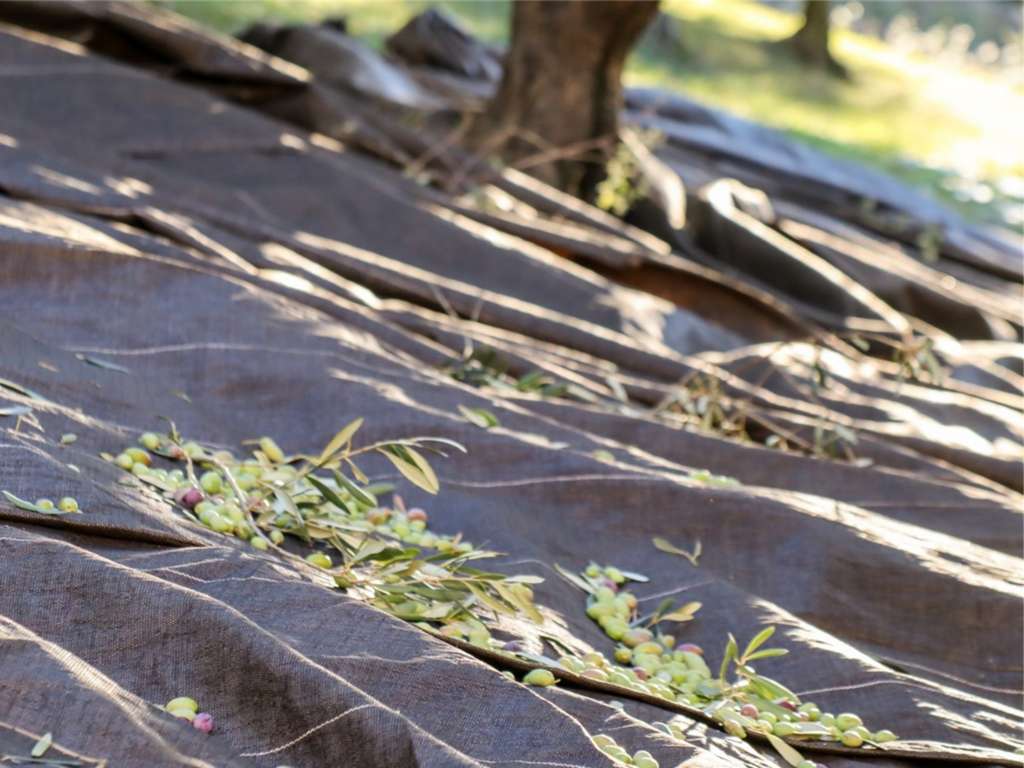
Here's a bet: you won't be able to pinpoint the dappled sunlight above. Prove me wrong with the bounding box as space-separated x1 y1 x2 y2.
0 199 138 255
755 489 1023 596
31 166 101 196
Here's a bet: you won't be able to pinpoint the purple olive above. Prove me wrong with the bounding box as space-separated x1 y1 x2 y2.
176 487 203 509
192 712 214 734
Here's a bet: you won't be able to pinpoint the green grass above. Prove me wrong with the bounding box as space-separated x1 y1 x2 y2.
162 0 1023 227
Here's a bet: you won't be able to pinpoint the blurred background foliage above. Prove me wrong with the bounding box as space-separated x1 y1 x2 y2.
161 0 1024 229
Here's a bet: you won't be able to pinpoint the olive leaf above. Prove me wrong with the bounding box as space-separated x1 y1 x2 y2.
658 601 702 623
75 353 130 374
31 732 52 758
0 404 33 418
0 377 48 402
652 536 701 566
765 733 804 767
458 405 500 429
742 626 775 661
719 633 738 681
1 491 69 515
307 476 351 514
554 563 595 594
333 470 376 507
745 648 788 662
317 418 363 465
381 445 439 494
748 674 800 705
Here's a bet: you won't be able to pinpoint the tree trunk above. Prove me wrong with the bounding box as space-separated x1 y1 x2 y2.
472 0 659 198
786 0 847 78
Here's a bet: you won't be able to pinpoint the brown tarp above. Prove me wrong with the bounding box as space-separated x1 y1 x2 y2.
0 4 1021 767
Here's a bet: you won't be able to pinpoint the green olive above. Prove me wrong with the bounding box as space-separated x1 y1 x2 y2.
126 448 150 465
873 730 898 743
139 433 161 450
35 498 55 510
841 730 864 747
165 697 198 713
199 471 222 494
835 713 862 731
522 669 556 687
305 552 333 569
115 453 135 470
269 529 285 545
251 536 269 551
57 497 79 513
773 722 795 737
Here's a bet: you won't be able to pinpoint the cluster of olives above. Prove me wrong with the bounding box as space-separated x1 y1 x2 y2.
592 734 658 767
163 697 213 734
110 433 478 557
31 497 79 513
575 564 896 756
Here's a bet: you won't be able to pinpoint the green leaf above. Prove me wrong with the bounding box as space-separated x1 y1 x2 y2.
745 648 789 662
317 418 363 465
748 674 801 705
719 633 738 680
75 353 130 374
333 470 376 507
1 491 69 515
765 733 804 767
307 475 351 514
618 569 649 583
659 601 702 623
742 626 775 661
458 405 500 429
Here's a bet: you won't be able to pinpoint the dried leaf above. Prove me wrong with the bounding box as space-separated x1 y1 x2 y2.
317 418 363 465
765 733 804 767
0 404 33 418
652 536 701 566
659 601 702 623
382 445 439 494
553 563 594 594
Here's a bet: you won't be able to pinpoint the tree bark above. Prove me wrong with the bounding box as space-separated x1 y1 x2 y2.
786 0 847 78
472 0 659 198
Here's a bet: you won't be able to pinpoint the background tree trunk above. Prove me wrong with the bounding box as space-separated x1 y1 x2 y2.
786 0 847 78
472 0 659 198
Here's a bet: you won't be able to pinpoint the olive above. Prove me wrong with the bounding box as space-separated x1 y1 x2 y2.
835 713 862 732
192 712 214 733
522 669 555 687
841 730 864 748
57 497 79 513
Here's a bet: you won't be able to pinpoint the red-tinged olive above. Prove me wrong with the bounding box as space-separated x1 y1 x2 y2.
192 712 214 734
